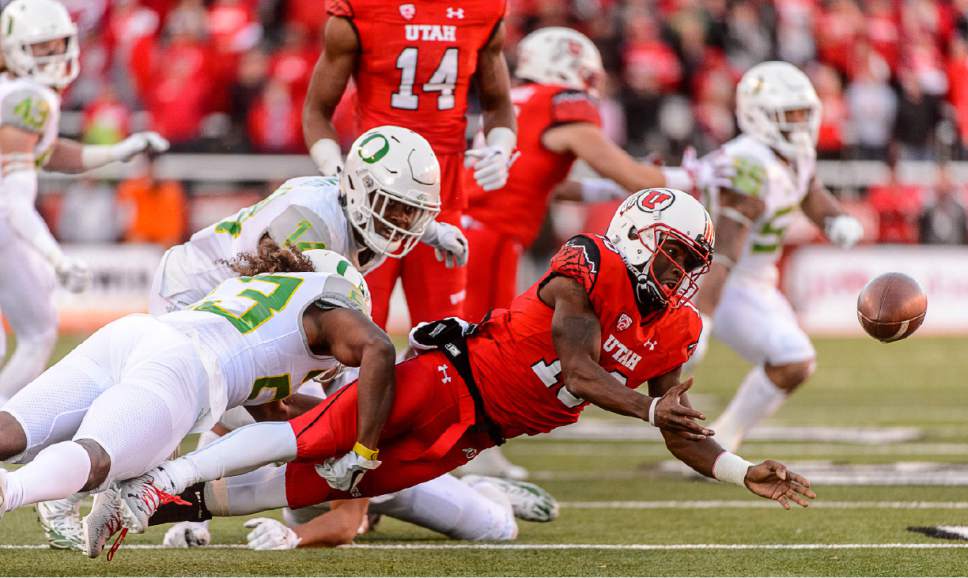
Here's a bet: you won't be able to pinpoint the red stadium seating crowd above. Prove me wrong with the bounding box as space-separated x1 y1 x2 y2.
46 0 968 245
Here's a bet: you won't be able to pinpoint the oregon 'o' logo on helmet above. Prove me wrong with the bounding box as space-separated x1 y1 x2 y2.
357 133 390 164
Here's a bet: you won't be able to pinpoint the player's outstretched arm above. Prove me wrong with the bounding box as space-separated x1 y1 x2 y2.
310 307 396 453
246 498 369 550
476 21 515 141
801 177 864 248
302 16 357 175
45 133 169 173
539 276 712 440
650 372 815 508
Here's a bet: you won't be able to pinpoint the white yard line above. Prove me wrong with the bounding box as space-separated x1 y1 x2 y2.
560 500 968 510
3 543 968 551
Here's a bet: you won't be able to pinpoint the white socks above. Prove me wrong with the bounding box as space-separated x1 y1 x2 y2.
3 441 91 512
205 464 290 516
712 366 787 453
164 422 298 495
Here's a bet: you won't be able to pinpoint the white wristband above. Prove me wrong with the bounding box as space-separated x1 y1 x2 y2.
580 178 627 203
661 167 693 191
647 397 660 426
485 126 517 157
712 451 753 486
80 144 121 169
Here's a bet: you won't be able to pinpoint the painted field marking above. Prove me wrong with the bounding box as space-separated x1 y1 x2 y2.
3 543 968 551
560 500 968 510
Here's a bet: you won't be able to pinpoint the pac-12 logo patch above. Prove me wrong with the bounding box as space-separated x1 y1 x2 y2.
399 3 415 20
616 313 633 332
636 189 675 212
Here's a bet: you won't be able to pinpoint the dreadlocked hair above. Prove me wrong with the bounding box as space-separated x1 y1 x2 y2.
221 238 316 276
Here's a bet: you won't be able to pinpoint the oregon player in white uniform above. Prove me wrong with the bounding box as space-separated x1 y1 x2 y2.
0 0 167 404
151 126 471 316
690 61 864 451
0 246 396 557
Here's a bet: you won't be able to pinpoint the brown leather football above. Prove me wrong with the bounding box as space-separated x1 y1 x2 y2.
856 273 927 342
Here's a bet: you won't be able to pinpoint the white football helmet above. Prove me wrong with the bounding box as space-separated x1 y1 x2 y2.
605 188 714 310
0 0 79 89
736 61 820 160
515 27 604 96
341 126 441 259
303 248 372 318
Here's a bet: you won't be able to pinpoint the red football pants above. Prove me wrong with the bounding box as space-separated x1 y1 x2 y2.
462 224 523 323
284 351 495 508
367 154 467 329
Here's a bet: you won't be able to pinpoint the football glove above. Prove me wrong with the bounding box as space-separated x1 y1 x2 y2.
54 255 91 293
315 450 380 493
309 138 343 177
421 221 468 268
465 127 518 191
407 317 473 352
114 132 170 162
244 518 301 551
824 214 864 248
684 148 735 194
162 521 211 548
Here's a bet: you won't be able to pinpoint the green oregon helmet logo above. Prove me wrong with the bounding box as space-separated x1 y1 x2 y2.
357 133 390 164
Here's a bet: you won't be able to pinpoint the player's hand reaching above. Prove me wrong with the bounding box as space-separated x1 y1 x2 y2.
743 460 816 509
54 255 91 293
824 214 864 248
244 518 301 550
650 378 714 441
115 131 171 162
315 449 381 494
682 147 735 195
420 221 469 268
162 521 211 548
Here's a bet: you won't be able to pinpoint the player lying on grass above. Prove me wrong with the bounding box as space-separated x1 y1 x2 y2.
0 243 397 559
96 189 815 558
0 0 167 406
459 26 733 481
161 471 556 550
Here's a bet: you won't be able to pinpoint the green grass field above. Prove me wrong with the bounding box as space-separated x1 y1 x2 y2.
1 335 968 576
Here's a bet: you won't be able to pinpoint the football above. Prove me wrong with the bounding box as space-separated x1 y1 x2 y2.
856 273 928 342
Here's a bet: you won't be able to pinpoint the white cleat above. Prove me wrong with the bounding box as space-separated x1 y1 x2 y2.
462 475 559 523
36 496 84 550
458 447 529 480
117 467 184 534
81 488 126 559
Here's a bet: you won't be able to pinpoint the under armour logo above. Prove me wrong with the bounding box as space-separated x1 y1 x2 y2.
463 447 477 459
438 364 452 383
644 339 658 351
446 7 464 18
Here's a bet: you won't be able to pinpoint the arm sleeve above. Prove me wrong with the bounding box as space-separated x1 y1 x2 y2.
1 87 53 135
725 154 768 198
540 235 602 296
315 275 370 316
549 90 601 129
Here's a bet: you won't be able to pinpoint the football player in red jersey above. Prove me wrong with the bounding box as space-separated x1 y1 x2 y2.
462 27 732 324
303 0 516 329
108 189 814 544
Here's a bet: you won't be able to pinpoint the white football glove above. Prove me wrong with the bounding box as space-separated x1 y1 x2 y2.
824 214 864 248
420 221 468 268
309 138 344 177
54 255 91 293
162 521 211 548
315 450 381 493
244 518 301 551
114 132 170 162
465 127 518 191
683 147 735 194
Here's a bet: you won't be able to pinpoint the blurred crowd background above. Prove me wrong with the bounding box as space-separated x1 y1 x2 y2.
28 0 968 249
